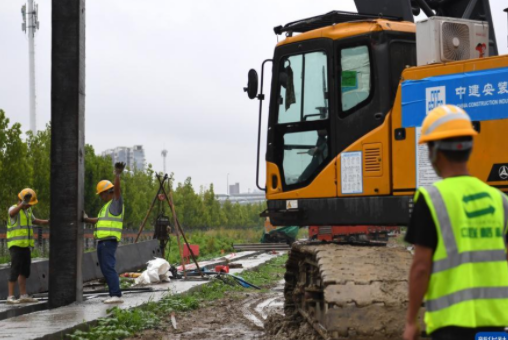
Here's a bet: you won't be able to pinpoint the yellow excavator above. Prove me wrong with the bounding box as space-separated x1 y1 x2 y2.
245 0 508 338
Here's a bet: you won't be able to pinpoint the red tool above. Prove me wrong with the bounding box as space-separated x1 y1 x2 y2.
215 265 229 273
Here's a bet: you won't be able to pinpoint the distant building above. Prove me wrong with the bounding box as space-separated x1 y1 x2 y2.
132 145 146 171
217 192 265 205
229 183 240 195
101 145 146 171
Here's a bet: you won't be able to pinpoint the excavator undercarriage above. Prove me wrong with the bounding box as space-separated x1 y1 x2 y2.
284 242 415 339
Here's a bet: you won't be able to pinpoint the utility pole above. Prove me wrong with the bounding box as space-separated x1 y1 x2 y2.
21 0 39 134
161 149 168 174
49 0 85 308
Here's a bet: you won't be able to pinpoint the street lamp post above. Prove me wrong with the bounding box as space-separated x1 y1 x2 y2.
227 173 230 196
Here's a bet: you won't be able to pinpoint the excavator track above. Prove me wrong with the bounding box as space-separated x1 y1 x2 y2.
284 241 414 339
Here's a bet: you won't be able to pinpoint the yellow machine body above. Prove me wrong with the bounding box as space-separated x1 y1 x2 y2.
262 19 508 226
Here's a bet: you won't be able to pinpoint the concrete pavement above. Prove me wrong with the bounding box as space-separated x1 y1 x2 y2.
0 251 284 339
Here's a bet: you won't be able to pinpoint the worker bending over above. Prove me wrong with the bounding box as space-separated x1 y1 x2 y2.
403 105 508 340
6 188 49 304
83 162 125 304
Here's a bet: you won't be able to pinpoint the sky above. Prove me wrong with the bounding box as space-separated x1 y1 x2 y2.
0 0 507 195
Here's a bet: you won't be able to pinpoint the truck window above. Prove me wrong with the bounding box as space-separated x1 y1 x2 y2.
278 51 328 124
340 45 371 111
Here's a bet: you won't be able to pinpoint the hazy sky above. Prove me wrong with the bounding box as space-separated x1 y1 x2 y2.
1 1 507 194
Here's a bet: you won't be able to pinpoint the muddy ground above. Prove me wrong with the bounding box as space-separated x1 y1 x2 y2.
127 281 321 340
127 237 411 340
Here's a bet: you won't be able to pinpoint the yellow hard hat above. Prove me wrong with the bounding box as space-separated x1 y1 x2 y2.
96 180 114 195
418 104 477 144
18 188 38 205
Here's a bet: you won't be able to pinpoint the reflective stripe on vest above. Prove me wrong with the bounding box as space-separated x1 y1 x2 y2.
427 186 506 274
421 180 508 333
426 287 508 312
95 200 123 241
7 235 32 242
7 206 34 248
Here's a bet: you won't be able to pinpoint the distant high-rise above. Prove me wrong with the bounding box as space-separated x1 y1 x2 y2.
101 145 146 171
132 145 145 171
229 183 240 195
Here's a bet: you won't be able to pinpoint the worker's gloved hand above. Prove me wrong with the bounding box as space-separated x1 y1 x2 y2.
114 162 126 175
82 211 89 223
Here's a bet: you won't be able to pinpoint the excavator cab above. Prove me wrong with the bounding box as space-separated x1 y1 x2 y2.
267 22 416 192
246 13 417 226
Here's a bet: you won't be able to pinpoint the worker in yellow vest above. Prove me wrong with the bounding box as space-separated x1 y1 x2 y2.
83 162 125 304
403 105 508 340
6 188 49 305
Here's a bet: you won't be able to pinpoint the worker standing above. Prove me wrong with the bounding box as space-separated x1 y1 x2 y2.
83 162 125 304
6 188 49 304
403 105 508 340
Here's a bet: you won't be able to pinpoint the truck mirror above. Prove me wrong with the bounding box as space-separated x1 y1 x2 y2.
244 69 259 100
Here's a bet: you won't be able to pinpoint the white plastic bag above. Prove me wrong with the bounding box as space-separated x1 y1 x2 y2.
159 271 171 282
147 257 170 276
134 257 171 285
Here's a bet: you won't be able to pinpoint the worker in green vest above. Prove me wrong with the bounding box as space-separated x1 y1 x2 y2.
6 188 49 305
403 104 508 340
83 162 125 304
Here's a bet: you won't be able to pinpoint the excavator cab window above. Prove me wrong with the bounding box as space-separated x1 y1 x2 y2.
283 129 329 185
278 52 329 123
340 45 371 112
276 50 330 187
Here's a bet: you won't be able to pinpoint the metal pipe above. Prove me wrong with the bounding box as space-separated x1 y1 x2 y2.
255 59 273 192
414 0 435 17
462 0 478 19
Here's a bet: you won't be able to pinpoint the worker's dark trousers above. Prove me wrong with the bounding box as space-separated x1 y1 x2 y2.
97 240 122 297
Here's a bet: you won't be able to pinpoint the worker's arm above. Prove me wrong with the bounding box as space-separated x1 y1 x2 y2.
83 217 99 224
114 162 125 200
403 245 434 340
33 218 49 226
9 202 30 217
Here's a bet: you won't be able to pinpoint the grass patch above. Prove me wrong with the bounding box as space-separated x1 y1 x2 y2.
67 254 288 340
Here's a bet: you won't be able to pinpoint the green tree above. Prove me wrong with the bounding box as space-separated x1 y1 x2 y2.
202 184 226 227
122 164 157 229
26 123 51 218
0 110 32 224
173 177 203 228
84 144 114 218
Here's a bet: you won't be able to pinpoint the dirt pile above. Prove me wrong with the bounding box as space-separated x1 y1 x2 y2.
261 313 321 340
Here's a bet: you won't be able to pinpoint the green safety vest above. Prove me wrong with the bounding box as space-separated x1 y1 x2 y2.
95 200 124 242
7 205 34 249
416 176 508 334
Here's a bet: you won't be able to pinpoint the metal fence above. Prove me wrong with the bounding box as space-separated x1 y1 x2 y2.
0 227 153 257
